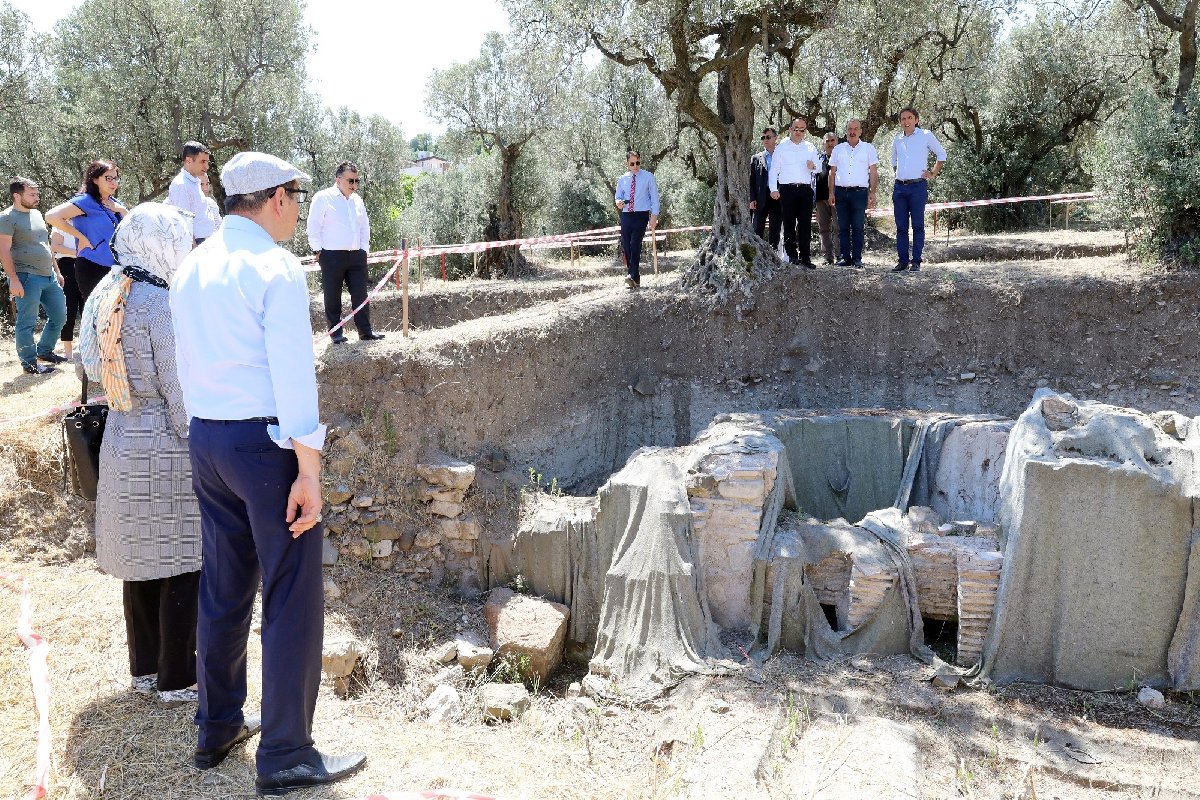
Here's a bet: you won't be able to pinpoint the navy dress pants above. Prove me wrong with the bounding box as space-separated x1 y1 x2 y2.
620 210 650 282
188 418 324 776
893 179 929 266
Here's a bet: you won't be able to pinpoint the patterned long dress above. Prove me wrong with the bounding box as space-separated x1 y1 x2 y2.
92 281 201 580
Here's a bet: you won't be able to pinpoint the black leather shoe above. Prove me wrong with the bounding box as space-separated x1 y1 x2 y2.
255 751 367 796
330 333 347 344
910 263 921 272
21 361 55 375
801 260 816 269
833 259 853 267
359 332 386 341
891 262 909 273
37 352 67 364
194 715 262 770
853 261 865 269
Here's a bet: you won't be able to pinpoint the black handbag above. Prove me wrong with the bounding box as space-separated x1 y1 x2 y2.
62 378 107 501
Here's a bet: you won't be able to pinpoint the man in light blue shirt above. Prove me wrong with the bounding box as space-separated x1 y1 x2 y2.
614 149 660 289
170 151 366 795
890 107 947 273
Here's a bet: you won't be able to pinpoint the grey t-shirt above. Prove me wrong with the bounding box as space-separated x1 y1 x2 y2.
0 205 54 277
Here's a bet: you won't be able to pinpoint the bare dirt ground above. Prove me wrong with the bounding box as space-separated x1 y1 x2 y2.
3 227 1199 800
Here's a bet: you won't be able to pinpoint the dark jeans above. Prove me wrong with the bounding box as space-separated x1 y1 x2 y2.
620 210 650 282
319 249 372 336
835 187 870 264
12 272 66 366
893 179 929 265
779 183 814 263
753 197 781 248
58 257 82 342
189 418 324 776
123 571 200 691
74 256 112 301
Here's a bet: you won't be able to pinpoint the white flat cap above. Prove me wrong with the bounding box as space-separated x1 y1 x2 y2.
221 151 311 196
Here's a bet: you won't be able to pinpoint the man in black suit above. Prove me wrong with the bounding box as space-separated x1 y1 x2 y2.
749 127 781 254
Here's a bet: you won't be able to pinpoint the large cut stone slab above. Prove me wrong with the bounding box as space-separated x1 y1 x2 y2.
484 587 570 686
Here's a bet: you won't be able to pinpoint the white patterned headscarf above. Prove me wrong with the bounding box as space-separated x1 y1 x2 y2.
111 202 193 284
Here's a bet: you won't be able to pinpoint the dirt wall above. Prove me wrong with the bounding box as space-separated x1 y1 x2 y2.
317 268 1199 493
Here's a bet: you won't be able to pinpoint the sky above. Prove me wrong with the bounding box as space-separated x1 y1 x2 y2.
9 0 511 140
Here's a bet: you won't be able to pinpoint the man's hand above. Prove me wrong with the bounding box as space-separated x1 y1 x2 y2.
616 200 626 211
8 277 24 299
868 190 877 210
749 200 757 211
828 193 836 208
55 272 64 288
649 214 658 231
807 160 816 171
286 474 323 538
770 191 780 201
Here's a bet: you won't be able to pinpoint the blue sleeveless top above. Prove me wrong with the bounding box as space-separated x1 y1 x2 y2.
70 193 125 266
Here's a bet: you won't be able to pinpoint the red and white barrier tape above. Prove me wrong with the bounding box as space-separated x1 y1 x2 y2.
1 573 52 799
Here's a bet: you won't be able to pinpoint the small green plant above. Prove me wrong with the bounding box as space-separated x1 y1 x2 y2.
778 692 808 754
382 409 397 457
507 573 529 594
489 653 539 692
954 758 975 798
691 722 705 750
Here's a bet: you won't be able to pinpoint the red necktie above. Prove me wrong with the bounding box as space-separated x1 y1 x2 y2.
629 173 636 211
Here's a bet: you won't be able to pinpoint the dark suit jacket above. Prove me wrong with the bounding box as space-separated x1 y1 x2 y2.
750 150 773 206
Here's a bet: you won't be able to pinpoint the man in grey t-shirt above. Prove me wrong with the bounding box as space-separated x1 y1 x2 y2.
0 177 67 374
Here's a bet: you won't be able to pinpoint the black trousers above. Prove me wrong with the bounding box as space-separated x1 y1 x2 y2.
753 197 781 248
74 256 111 301
189 418 324 776
123 571 200 691
779 183 814 264
58 257 83 342
620 210 650 282
319 249 372 336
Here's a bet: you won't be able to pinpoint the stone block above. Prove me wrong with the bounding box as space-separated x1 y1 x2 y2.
321 637 360 679
345 537 371 560
415 529 439 548
351 494 374 508
372 540 393 558
480 683 530 722
321 539 339 566
439 516 481 541
362 523 402 542
424 684 462 723
456 641 494 672
416 457 476 490
716 479 767 502
429 500 463 519
484 587 570 686
325 484 353 505
448 538 475 555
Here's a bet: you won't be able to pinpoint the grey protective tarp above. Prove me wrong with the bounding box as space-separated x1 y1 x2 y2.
980 390 1200 690
771 414 914 523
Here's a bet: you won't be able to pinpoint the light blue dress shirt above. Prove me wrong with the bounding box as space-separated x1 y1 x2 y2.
169 215 326 451
892 127 948 181
614 170 661 214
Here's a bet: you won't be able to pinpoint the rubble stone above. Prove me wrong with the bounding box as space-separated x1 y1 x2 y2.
429 500 464 519
321 637 360 679
362 523 402 542
321 539 338 566
325 484 353 505
480 683 530 722
484 588 570 685
424 684 462 723
456 641 494 672
372 540 393 558
416 456 476 490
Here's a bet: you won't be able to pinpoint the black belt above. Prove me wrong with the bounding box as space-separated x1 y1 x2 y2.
840 186 868 190
197 417 279 425
896 178 926 185
779 182 809 187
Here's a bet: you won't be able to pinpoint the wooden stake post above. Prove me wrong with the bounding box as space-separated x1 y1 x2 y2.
417 238 423 292
652 232 659 275
401 248 410 338
570 239 576 267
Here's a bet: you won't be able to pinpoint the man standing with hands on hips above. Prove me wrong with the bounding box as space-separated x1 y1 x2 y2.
171 152 366 796
615 150 659 290
307 161 383 343
768 117 821 268
891 107 946 273
828 119 880 269
749 127 781 255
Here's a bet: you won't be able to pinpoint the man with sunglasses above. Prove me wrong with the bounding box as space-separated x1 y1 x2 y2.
768 117 821 268
307 161 382 342
614 150 659 289
171 152 367 796
749 127 781 255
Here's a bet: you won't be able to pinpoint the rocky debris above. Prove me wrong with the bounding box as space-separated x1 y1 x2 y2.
1041 395 1079 431
480 683 530 722
325 484 353 505
362 522 402 542
483 588 570 686
428 500 463 519
1148 368 1180 387
630 372 658 396
431 640 459 665
321 538 339 566
456 641 494 672
416 453 476 490
571 696 598 715
1137 686 1165 709
906 506 942 535
371 540 392 558
321 637 361 698
476 446 508 474
565 681 583 699
1153 410 1190 439
423 684 462 723
931 666 962 691
351 494 374 508
323 578 342 600
709 699 731 714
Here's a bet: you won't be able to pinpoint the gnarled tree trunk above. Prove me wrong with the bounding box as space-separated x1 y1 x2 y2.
480 143 528 278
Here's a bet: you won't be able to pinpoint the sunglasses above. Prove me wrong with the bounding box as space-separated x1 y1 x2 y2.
761 135 774 140
628 161 640 166
344 177 362 185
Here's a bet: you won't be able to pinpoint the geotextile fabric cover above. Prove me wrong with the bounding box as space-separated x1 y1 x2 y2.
980 390 1200 690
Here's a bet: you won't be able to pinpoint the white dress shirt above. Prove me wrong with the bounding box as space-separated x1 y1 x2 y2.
892 127 947 181
306 186 370 252
193 196 222 239
829 141 880 188
768 137 822 192
166 169 206 237
170 215 326 451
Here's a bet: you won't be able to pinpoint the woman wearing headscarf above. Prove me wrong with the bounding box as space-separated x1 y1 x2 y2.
47 159 129 300
78 202 201 705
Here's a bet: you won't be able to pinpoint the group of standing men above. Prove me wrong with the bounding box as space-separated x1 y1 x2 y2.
750 108 946 271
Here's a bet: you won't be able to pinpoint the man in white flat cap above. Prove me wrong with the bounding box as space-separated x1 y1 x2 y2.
170 152 366 796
